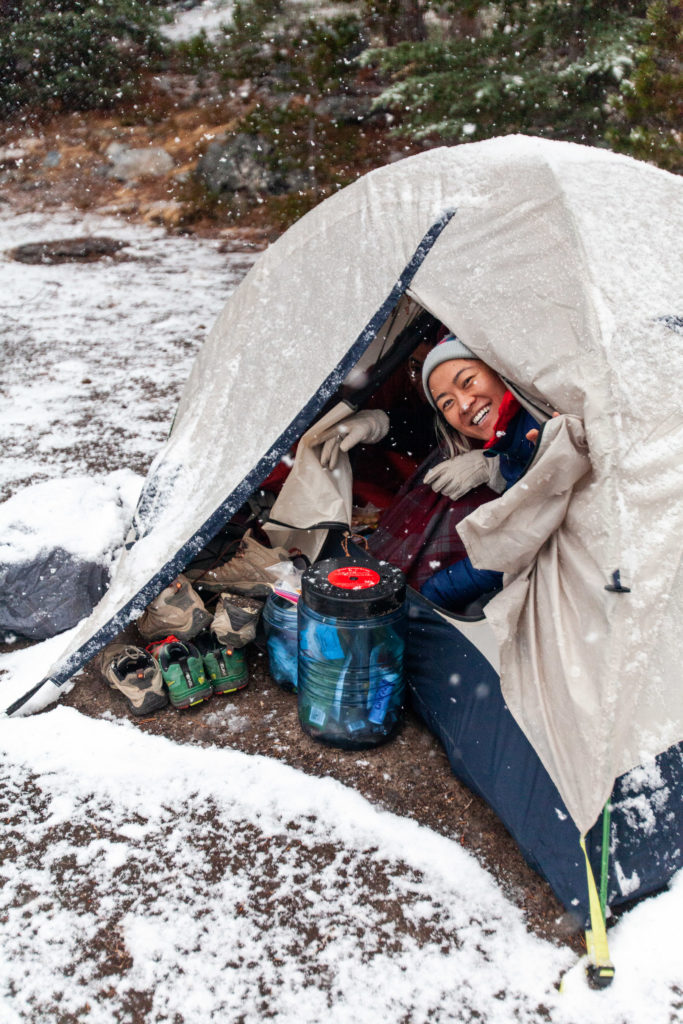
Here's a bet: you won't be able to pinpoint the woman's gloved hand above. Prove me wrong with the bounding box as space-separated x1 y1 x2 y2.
317 410 390 470
423 449 505 500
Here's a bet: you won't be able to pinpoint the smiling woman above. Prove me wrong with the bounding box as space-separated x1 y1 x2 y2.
418 333 541 612
425 350 509 443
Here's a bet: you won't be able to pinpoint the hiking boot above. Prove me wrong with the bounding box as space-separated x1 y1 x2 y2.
211 593 263 648
185 530 291 596
195 633 248 695
137 575 212 642
156 639 213 709
98 644 168 717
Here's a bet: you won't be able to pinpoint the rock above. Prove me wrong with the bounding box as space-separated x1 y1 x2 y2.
313 93 375 123
141 200 187 228
97 202 139 217
152 72 224 106
106 143 175 182
197 133 278 195
42 150 62 168
0 547 110 641
106 141 129 159
196 132 314 197
217 227 270 252
0 146 29 165
7 237 129 265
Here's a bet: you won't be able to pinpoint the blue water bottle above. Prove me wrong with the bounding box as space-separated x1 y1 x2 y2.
297 559 406 749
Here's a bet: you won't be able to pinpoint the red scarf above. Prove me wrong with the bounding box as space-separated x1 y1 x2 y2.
483 390 521 450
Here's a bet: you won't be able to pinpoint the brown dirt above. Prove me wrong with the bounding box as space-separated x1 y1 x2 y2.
0 73 415 241
0 97 277 242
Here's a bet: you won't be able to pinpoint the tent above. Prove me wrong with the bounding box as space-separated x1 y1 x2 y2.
7 137 682 956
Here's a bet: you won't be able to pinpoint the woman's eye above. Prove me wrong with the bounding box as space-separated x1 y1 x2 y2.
441 398 453 411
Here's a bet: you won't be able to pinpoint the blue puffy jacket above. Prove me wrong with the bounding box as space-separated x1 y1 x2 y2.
420 401 539 611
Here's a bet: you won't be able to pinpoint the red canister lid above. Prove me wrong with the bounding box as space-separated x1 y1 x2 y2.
327 566 381 590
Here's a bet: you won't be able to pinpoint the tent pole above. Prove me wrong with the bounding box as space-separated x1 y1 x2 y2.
599 801 612 918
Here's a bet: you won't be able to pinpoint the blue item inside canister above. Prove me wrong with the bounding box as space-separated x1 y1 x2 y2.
263 593 298 692
297 559 406 749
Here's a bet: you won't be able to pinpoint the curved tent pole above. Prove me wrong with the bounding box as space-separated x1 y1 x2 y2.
5 208 457 718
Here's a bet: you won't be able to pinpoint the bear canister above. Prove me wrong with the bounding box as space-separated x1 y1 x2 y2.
297 558 406 749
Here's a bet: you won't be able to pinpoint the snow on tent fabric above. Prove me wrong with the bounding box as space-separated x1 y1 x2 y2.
7 136 683 921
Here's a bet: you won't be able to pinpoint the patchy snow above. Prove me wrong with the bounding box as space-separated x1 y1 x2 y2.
0 627 83 708
160 0 362 43
1 707 681 1023
0 206 252 502
0 205 254 705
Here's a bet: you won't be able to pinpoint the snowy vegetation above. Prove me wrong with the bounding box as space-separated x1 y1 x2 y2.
0 0 679 180
0 0 167 113
363 1 648 148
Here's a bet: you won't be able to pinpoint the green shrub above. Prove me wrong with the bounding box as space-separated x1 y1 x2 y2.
607 0 683 172
363 1 647 148
0 0 166 115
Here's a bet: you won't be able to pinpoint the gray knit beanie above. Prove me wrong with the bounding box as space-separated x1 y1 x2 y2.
422 333 476 410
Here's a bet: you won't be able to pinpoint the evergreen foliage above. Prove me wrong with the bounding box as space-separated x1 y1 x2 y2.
0 0 165 115
173 0 365 97
363 0 649 147
608 0 683 172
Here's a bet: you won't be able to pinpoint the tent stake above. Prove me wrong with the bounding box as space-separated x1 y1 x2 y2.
580 833 615 989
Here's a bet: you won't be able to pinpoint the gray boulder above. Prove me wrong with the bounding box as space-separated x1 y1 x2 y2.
197 133 313 196
0 548 110 641
197 133 278 195
107 143 174 182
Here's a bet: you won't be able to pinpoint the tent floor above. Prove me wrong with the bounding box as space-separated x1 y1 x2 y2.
45 622 585 952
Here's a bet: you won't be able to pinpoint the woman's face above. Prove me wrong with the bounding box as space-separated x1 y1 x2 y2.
428 358 508 441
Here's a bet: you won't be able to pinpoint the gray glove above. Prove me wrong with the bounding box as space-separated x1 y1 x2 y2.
317 410 390 470
423 449 505 500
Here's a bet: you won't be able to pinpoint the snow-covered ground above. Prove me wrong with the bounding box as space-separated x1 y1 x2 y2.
0 207 249 502
1 206 682 1021
2 708 682 1023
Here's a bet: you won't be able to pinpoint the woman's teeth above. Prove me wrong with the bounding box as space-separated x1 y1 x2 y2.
472 405 490 426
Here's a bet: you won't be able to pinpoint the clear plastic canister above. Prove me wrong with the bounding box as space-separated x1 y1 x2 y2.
297 560 406 749
263 593 298 692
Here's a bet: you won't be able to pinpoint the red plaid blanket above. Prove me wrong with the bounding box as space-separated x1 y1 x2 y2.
367 450 497 591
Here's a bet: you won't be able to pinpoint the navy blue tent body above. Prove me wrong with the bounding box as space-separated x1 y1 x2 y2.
404 591 683 919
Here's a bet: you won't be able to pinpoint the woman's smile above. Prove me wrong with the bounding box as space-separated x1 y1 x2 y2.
470 403 491 428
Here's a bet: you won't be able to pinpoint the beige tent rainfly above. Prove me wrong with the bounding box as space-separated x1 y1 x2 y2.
8 136 683 922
